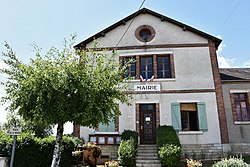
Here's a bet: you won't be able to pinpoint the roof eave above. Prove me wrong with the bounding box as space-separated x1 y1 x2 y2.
75 8 222 49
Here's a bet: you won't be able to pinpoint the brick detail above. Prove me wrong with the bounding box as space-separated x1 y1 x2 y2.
170 54 175 78
73 123 80 137
126 89 215 95
248 92 250 111
136 55 140 79
156 103 160 128
115 112 119 132
209 41 229 144
136 104 140 136
230 93 237 122
153 54 158 78
82 43 210 51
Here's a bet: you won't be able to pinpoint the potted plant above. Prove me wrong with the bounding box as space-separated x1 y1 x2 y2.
186 158 202 167
105 160 119 167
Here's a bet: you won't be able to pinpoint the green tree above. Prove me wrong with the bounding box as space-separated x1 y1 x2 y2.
2 111 53 138
1 35 131 167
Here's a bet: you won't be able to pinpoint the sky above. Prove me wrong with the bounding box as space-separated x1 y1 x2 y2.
0 0 250 133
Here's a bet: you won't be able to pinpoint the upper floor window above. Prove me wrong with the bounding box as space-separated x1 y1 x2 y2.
121 54 175 80
135 25 156 42
233 93 249 121
124 57 136 78
140 56 153 80
157 56 171 78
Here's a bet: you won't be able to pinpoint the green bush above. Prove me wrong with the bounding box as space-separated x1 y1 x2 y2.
158 144 182 167
212 156 250 167
118 137 136 167
121 130 138 148
0 132 84 167
156 125 181 151
0 131 12 157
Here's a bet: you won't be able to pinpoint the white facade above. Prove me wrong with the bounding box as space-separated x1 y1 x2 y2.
77 8 223 148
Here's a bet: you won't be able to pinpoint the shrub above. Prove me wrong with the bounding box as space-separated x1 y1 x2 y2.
156 125 181 151
0 132 84 167
118 137 136 167
158 144 182 167
121 130 138 148
0 131 12 157
212 156 250 167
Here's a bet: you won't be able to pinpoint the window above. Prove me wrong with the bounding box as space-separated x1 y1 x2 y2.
140 56 153 80
135 25 156 42
124 57 136 78
89 134 121 145
233 93 250 121
157 56 171 78
171 102 207 132
180 103 198 131
98 117 116 132
121 54 175 80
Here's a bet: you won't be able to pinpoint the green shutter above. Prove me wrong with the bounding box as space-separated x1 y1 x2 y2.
197 102 208 132
171 102 181 131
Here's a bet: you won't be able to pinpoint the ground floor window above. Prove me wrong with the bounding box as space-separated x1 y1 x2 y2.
232 93 250 121
98 117 116 132
171 102 207 132
180 103 198 131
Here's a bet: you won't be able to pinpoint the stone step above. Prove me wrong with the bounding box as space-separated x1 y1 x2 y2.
137 149 157 153
136 164 162 167
136 159 161 164
137 152 158 157
136 156 159 160
136 145 161 167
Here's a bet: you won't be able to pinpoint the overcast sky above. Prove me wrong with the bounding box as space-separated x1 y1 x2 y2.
0 0 249 133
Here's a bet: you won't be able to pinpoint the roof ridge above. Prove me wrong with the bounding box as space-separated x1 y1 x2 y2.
75 8 222 49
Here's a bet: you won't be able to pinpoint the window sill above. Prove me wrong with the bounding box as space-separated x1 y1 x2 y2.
94 131 119 135
125 78 176 83
234 121 250 125
179 131 203 135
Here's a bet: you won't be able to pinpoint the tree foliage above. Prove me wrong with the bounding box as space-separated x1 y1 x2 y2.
1 35 130 127
1 34 131 166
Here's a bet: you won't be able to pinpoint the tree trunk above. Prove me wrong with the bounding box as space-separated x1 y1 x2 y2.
51 123 64 167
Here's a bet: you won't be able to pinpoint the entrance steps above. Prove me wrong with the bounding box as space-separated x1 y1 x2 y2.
136 145 161 167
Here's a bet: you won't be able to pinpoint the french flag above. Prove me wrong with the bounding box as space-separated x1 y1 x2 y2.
149 75 154 82
139 75 144 82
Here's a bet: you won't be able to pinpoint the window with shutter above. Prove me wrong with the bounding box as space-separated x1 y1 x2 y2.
171 102 208 132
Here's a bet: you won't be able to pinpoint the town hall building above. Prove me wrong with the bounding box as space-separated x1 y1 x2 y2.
73 8 250 159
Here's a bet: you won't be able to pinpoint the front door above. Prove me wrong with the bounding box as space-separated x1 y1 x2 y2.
140 104 156 144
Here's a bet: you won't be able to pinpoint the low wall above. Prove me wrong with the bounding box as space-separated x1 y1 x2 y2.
182 144 223 159
99 145 119 159
182 143 250 159
230 143 250 155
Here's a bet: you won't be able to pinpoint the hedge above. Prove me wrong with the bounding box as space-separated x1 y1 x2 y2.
121 130 138 148
0 131 83 167
156 125 181 151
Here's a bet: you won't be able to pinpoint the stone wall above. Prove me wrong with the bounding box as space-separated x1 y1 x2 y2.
230 143 250 155
98 145 119 160
182 143 250 160
182 144 223 160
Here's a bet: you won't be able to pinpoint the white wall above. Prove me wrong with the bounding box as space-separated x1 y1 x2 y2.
86 13 208 48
